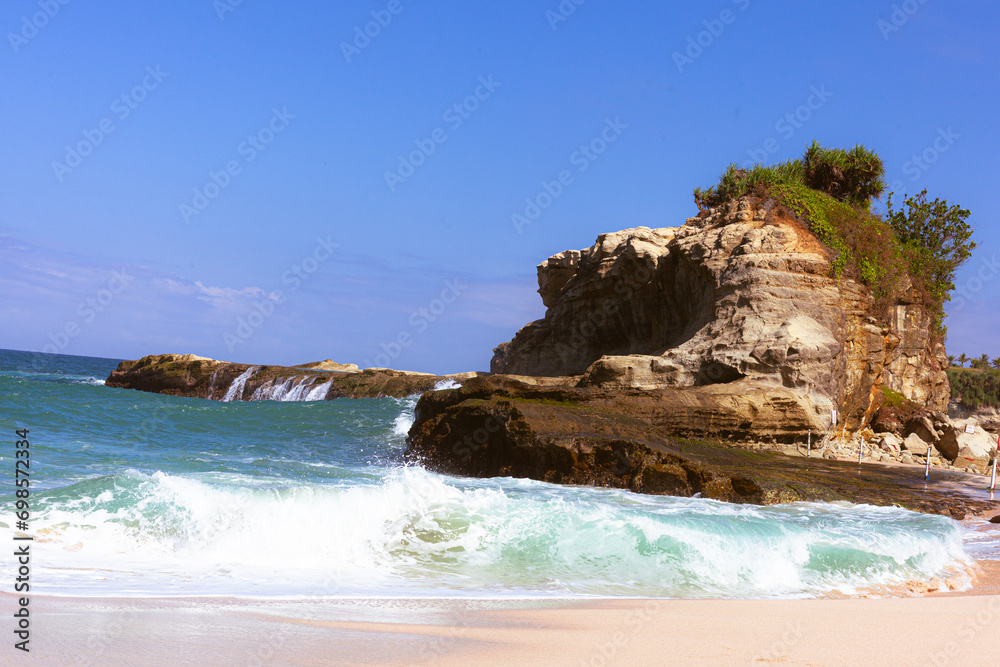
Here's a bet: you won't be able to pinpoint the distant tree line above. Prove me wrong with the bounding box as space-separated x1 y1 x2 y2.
948 365 1000 410
948 354 1000 370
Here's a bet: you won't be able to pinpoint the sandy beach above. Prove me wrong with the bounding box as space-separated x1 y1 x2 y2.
15 560 1000 667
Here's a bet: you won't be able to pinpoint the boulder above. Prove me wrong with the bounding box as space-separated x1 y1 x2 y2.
906 415 939 444
872 408 904 436
903 433 929 454
880 433 903 453
295 359 360 372
936 424 998 463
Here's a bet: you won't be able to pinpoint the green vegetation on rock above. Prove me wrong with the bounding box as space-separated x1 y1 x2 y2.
693 142 975 332
948 367 1000 409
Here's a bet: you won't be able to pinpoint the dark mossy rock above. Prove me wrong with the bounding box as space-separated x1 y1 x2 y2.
406 376 993 518
105 354 478 400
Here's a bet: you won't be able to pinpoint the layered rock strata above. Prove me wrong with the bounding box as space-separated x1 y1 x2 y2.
492 197 949 433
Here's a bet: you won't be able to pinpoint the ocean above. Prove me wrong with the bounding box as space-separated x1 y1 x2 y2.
0 349 989 600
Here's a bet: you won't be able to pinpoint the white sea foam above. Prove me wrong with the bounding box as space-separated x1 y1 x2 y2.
392 395 419 437
10 467 976 599
249 376 332 402
222 367 259 402
433 379 461 390
71 376 106 386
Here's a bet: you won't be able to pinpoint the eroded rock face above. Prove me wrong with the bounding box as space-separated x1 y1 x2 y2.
884 300 950 409
492 198 949 429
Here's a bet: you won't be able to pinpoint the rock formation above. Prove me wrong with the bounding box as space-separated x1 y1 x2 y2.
405 376 990 518
491 197 949 432
105 354 480 401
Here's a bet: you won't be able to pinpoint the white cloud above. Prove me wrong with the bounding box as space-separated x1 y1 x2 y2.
155 278 280 310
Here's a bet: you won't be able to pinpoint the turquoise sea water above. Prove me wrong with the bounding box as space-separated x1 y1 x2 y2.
0 349 984 599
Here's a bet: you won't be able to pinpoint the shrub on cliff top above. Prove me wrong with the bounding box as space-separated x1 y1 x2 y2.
693 142 885 210
692 142 974 334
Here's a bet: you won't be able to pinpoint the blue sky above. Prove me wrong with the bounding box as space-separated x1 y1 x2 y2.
1 0 997 372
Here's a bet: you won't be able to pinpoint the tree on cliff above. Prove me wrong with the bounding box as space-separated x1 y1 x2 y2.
693 144 975 339
958 353 968 368
993 357 1000 370
947 354 956 367
885 189 976 308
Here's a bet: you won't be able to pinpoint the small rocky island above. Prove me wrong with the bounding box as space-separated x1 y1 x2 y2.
105 354 480 400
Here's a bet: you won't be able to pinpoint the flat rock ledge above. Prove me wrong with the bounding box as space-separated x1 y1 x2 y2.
406 376 993 519
105 354 482 400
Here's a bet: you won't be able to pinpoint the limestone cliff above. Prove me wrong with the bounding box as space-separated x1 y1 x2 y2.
492 196 949 430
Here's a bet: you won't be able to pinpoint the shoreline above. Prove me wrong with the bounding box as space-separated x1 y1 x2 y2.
15 580 1000 665
13 541 1000 665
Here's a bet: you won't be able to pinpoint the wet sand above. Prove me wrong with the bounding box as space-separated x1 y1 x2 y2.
11 588 1000 666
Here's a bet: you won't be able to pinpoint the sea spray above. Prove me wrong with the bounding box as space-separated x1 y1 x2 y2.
222 366 259 401
0 349 990 600
13 466 974 598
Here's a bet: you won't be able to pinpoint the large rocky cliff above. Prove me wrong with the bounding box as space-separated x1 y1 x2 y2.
491 196 949 430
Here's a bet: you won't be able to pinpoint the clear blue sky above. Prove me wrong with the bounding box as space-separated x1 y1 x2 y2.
2 0 997 372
